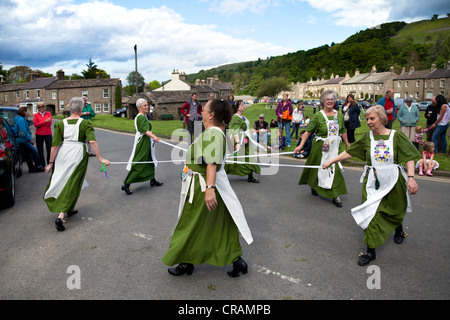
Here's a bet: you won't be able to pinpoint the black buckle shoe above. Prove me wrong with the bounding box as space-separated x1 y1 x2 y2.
227 257 248 277
121 184 133 195
332 197 343 207
168 263 194 276
358 251 376 266
394 232 407 244
311 188 318 196
55 218 65 232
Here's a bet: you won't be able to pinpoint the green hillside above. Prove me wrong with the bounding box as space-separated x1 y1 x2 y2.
187 17 450 96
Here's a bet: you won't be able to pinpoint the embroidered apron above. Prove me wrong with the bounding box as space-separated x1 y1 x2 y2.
126 114 157 171
317 110 341 189
351 130 411 230
172 127 253 245
44 118 88 199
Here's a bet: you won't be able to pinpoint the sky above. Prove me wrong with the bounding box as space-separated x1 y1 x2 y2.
0 0 449 84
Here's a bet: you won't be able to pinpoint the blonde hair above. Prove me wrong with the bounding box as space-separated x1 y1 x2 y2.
365 105 388 125
415 126 423 133
422 141 435 153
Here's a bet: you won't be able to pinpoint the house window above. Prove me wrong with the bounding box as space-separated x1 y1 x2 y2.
82 90 88 97
103 89 109 98
397 81 401 88
103 103 109 112
59 100 64 111
415 92 419 99
52 91 57 99
36 89 40 98
416 81 420 87
405 81 408 88
426 91 433 99
95 103 101 113
15 91 19 98
25 90 29 99
424 81 427 88
440 79 445 88
4 94 7 102
369 85 372 90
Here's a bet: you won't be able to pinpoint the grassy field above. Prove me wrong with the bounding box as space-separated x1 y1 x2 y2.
390 17 450 45
55 103 450 171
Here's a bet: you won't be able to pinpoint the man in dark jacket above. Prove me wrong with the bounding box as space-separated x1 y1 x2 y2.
181 93 202 144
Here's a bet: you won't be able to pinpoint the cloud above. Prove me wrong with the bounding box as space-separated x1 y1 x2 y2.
0 0 286 82
204 0 278 16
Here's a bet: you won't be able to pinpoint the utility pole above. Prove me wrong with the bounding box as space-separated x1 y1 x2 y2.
134 44 138 94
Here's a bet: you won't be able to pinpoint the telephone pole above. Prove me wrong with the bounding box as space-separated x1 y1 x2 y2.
134 44 138 94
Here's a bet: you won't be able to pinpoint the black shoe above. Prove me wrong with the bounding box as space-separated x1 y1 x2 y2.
394 232 407 244
311 188 318 196
168 263 194 276
121 184 133 195
332 197 343 207
227 257 248 278
67 210 78 217
55 218 65 232
358 251 376 266
247 177 260 183
29 166 44 173
150 179 163 187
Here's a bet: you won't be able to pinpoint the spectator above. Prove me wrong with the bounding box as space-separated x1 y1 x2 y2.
33 102 53 167
397 97 420 142
275 93 293 147
13 106 44 172
430 95 450 154
252 114 271 145
424 98 439 141
412 126 430 150
181 93 202 144
81 97 96 156
272 128 286 150
341 94 361 143
416 141 439 176
376 89 395 129
269 119 278 128
291 101 304 141
293 130 314 158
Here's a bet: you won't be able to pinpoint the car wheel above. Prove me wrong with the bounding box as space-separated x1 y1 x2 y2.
1 170 15 208
120 113 126 118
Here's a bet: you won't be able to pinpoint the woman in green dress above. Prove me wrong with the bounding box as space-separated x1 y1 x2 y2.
323 105 420 266
121 98 163 195
162 99 253 277
294 90 350 207
225 100 261 183
44 97 110 232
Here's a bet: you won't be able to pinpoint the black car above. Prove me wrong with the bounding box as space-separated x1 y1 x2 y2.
113 107 127 118
0 106 33 126
0 115 17 208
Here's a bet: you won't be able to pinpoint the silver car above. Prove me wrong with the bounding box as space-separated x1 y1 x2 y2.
418 101 432 111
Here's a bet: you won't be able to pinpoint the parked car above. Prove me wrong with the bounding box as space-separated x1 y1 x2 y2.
394 98 418 109
418 101 432 111
113 107 127 118
0 106 33 126
359 101 373 109
0 115 17 208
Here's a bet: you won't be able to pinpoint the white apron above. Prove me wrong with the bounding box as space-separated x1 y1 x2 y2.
172 126 253 245
234 114 267 153
317 110 341 189
126 114 157 171
44 118 88 199
351 130 411 230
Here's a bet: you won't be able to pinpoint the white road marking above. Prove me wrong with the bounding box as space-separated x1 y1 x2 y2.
253 264 303 284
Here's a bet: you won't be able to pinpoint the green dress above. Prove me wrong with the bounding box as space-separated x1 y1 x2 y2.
44 119 95 213
124 115 155 184
299 111 347 198
225 114 260 176
346 131 421 248
162 128 242 267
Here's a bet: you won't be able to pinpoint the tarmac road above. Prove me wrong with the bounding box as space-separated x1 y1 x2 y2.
0 126 449 302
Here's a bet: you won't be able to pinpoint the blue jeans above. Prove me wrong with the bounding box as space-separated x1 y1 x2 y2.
278 121 292 147
432 123 449 153
20 141 43 168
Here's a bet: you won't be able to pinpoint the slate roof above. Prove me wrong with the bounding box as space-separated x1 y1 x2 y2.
343 73 371 84
46 78 121 89
0 83 27 92
22 77 57 90
360 72 395 83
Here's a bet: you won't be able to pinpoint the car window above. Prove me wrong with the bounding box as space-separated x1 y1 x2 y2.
0 117 14 149
0 110 18 126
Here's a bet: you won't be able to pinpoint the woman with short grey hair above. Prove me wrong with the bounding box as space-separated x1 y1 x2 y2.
44 97 110 232
122 98 163 195
397 97 420 141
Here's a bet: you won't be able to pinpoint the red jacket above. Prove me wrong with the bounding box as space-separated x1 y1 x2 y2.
181 99 202 124
33 111 53 136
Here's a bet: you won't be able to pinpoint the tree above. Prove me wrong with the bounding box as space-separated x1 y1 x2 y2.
148 80 161 90
7 66 32 83
255 77 292 99
126 71 145 93
115 84 122 110
81 59 110 79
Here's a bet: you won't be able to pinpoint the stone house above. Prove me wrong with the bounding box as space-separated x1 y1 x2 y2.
0 69 122 115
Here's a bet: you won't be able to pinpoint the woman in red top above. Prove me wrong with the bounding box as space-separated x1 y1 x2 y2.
33 102 53 167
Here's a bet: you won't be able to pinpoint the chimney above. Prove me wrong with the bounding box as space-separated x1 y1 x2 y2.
390 66 395 74
410 66 415 73
179 71 187 81
371 65 377 73
56 70 65 80
0 75 4 87
96 72 101 80
172 69 180 81
355 69 360 76
31 72 40 80
345 71 350 78
431 63 436 71
402 67 406 73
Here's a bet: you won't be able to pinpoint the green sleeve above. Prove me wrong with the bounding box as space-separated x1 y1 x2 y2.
52 121 63 147
346 132 369 162
202 129 226 166
305 113 320 133
338 113 346 135
136 115 150 134
83 120 96 142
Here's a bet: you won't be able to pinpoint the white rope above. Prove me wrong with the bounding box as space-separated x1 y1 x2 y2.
225 160 323 169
